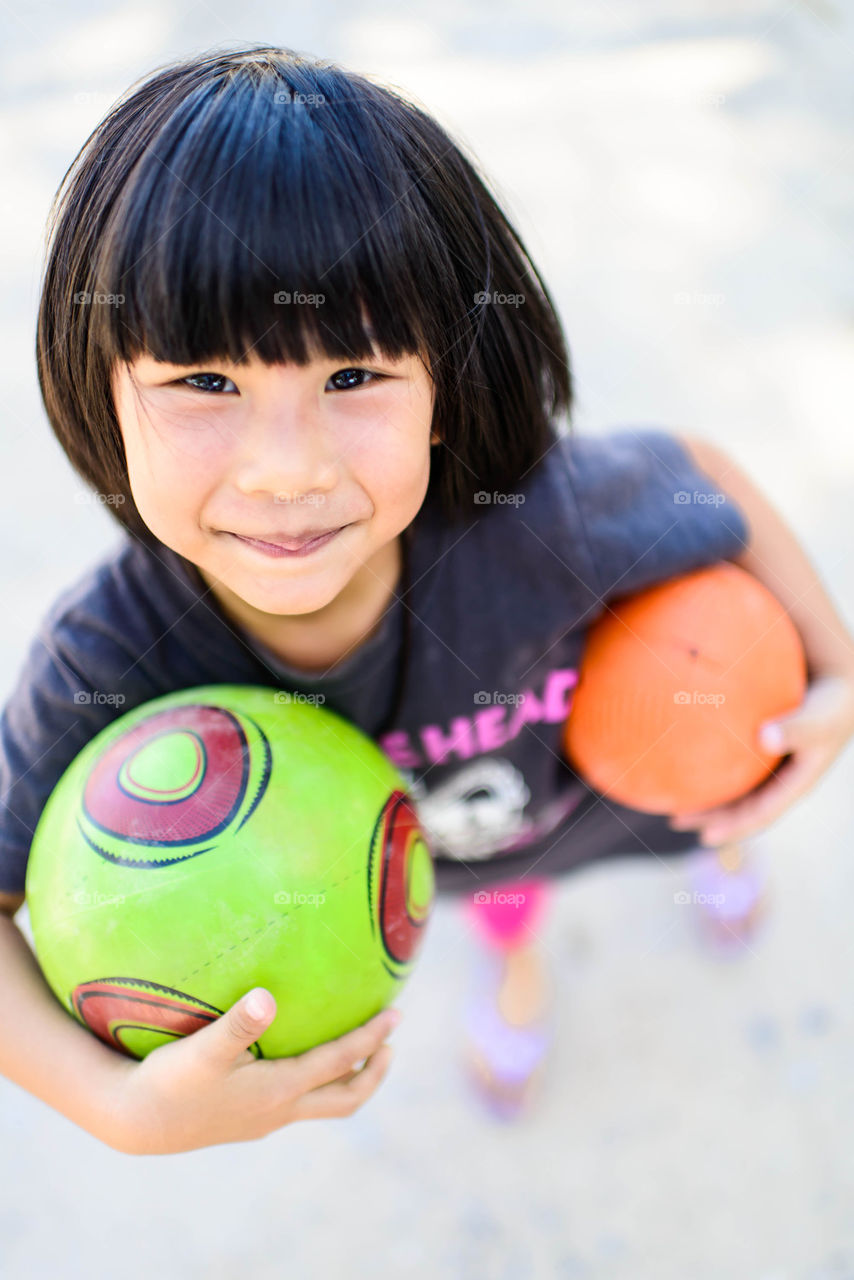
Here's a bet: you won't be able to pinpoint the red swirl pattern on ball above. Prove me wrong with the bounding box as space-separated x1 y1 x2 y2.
73 978 223 1056
376 790 430 966
83 705 249 845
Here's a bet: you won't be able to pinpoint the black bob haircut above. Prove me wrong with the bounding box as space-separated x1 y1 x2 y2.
36 43 573 545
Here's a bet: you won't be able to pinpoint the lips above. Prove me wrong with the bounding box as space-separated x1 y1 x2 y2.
233 526 345 551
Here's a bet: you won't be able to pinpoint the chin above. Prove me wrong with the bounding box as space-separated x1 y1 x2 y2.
227 567 348 617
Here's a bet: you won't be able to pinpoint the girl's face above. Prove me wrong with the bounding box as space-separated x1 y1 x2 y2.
111 344 438 620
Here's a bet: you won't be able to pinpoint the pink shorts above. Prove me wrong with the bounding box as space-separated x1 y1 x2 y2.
463 876 552 951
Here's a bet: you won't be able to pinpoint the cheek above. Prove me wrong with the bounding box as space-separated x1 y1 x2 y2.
348 391 433 487
124 420 223 523
350 426 430 510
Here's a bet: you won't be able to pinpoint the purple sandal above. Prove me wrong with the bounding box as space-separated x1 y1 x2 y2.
688 847 768 955
461 950 555 1121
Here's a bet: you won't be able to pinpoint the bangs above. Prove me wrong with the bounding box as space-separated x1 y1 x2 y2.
89 70 438 371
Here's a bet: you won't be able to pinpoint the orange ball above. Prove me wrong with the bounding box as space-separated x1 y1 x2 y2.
563 561 807 814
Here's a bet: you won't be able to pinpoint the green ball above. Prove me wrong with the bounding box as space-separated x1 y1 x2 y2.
26 684 435 1060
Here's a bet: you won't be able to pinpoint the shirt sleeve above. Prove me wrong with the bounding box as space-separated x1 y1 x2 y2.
0 603 160 895
562 426 752 606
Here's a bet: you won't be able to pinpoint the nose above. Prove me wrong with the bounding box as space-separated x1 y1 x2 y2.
230 404 339 502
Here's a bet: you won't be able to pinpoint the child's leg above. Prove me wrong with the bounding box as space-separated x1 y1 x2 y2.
461 878 556 1117
689 837 767 951
465 878 554 1027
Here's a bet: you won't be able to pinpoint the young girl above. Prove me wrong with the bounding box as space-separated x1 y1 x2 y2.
1 44 852 1149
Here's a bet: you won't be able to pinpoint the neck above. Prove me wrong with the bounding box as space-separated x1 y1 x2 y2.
197 534 404 675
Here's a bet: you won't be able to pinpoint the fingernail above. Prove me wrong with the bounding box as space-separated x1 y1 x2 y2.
245 989 267 1019
386 1008 403 1028
760 724 784 751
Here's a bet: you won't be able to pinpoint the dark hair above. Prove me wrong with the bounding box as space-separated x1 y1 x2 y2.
36 43 573 544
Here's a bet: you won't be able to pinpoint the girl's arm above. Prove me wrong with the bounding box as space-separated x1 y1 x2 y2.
676 434 854 679
0 899 401 1154
667 433 854 844
0 903 134 1148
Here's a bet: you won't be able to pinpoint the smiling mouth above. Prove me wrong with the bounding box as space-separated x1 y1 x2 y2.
226 526 348 557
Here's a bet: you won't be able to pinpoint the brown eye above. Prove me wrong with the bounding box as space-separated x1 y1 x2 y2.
327 368 385 391
180 373 239 394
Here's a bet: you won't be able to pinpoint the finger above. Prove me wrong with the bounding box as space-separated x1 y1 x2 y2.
288 1009 400 1093
328 1058 367 1086
697 753 821 844
669 753 799 830
190 988 277 1074
669 807 728 831
758 674 854 755
293 1044 395 1120
303 1045 388 1099
322 1062 363 1087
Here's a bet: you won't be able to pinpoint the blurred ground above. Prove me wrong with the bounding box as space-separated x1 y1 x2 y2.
0 2 853 1277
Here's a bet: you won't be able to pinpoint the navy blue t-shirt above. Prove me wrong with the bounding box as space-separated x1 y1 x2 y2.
0 426 750 897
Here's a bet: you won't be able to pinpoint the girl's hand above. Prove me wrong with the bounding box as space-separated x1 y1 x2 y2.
109 989 401 1156
667 671 854 847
